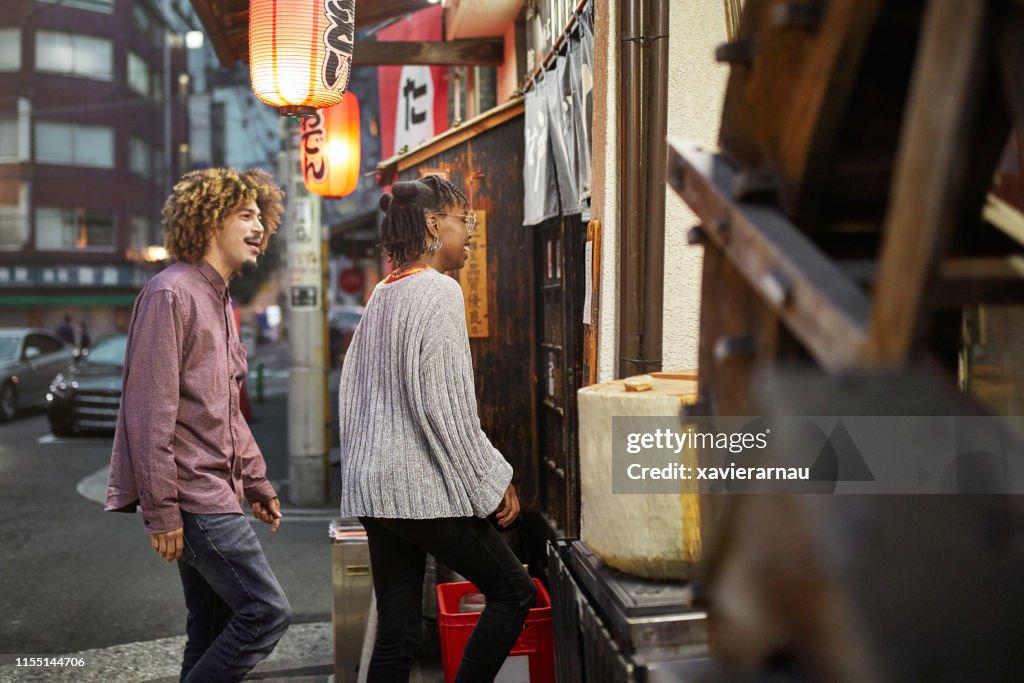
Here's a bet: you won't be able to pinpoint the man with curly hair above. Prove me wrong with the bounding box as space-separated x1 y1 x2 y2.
105 168 292 682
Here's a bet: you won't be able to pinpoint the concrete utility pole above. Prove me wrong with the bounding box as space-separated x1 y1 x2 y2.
280 124 329 506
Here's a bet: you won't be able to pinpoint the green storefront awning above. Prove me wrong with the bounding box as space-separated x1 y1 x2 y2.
0 293 139 308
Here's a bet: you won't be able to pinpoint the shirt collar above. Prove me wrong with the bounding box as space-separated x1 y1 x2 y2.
197 260 229 299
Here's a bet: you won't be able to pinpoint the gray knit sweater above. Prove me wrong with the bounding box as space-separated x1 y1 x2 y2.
337 268 513 519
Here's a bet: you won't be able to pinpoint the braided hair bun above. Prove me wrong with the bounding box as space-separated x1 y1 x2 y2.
391 181 421 204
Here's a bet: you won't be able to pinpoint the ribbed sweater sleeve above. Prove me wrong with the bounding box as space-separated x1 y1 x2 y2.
418 281 512 517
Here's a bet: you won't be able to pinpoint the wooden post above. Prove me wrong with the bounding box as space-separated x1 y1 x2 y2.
582 219 602 385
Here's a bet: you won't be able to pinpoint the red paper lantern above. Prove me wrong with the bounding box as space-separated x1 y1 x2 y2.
300 93 361 197
249 0 355 116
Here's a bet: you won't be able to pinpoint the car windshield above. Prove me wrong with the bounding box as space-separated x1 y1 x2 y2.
0 335 19 361
86 336 128 366
333 312 362 327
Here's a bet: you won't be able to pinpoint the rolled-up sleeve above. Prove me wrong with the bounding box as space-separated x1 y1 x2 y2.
418 284 512 517
123 289 185 534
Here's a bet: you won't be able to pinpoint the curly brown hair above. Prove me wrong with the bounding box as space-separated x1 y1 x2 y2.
162 168 285 264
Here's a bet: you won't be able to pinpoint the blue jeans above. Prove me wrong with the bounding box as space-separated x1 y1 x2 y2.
360 516 537 683
177 512 292 683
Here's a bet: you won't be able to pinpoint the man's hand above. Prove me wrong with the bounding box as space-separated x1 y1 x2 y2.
252 497 282 532
495 484 520 528
150 528 184 563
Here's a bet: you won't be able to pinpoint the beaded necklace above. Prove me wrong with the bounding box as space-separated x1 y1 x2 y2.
383 261 431 284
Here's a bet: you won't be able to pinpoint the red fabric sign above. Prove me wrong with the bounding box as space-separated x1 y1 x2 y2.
376 6 449 160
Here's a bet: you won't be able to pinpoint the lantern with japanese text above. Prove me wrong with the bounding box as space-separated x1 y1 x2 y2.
300 93 361 197
249 0 355 116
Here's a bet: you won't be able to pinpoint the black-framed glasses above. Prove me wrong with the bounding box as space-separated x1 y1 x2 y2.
432 212 477 234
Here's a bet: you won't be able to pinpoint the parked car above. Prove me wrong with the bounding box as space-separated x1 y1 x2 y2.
47 333 127 436
329 305 364 366
0 328 77 421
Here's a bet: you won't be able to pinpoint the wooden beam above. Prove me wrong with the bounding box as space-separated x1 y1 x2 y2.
355 0 435 29
716 0 885 222
352 39 504 66
865 0 990 364
667 138 871 375
842 257 1024 306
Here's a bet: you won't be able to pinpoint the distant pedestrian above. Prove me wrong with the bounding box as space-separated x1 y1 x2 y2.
77 322 91 353
105 168 291 683
55 315 75 346
338 176 535 682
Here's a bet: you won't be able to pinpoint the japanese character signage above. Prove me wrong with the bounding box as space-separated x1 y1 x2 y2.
288 196 322 310
376 6 448 159
458 210 489 338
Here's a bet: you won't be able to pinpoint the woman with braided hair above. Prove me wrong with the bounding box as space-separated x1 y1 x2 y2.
337 175 536 682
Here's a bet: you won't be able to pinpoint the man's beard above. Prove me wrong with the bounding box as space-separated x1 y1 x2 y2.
240 258 259 274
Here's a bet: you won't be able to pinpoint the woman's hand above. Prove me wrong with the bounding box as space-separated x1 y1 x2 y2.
495 483 520 528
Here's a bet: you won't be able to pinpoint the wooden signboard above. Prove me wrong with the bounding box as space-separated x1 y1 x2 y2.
459 210 489 337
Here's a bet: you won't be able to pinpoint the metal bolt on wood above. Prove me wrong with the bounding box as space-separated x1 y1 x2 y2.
713 334 758 362
760 269 793 307
715 39 756 65
772 2 823 31
687 225 709 245
733 169 781 201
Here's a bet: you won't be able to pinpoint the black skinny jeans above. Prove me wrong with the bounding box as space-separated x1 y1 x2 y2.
359 516 537 683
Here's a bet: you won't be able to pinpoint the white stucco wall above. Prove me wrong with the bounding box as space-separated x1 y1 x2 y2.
593 0 730 380
661 1 730 372
594 0 620 383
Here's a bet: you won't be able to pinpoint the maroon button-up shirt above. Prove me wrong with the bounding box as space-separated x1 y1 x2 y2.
105 260 277 534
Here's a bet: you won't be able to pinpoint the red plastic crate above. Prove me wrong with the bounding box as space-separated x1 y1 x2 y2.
437 578 556 683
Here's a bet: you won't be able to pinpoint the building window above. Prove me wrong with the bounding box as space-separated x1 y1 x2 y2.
129 136 153 178
36 31 113 81
128 52 151 98
132 4 164 47
0 120 17 162
0 28 20 71
129 215 155 256
35 121 114 168
0 205 26 249
36 207 115 251
127 51 162 102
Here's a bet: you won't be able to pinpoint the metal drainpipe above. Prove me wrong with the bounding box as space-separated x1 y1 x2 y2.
642 0 668 374
618 0 668 378
618 0 644 378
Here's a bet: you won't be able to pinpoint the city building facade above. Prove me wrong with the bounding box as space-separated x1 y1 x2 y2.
0 0 192 336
